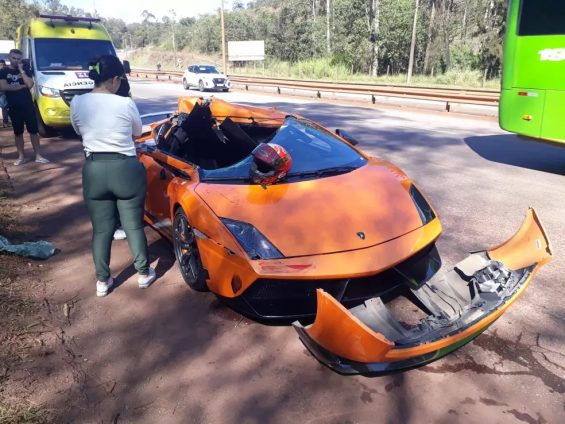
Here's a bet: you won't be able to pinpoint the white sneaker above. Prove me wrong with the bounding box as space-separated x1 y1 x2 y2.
138 267 156 289
96 277 114 297
113 228 127 240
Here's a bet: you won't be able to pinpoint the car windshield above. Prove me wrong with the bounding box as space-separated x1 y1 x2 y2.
200 116 367 183
195 66 219 74
34 38 116 70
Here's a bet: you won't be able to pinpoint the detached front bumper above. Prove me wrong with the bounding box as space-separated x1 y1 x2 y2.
294 208 552 374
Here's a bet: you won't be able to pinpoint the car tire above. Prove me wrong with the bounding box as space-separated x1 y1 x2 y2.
173 208 208 292
182 78 189 90
35 105 57 138
198 80 205 92
222 88 229 92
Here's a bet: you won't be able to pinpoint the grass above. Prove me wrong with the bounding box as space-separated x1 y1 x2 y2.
0 155 51 424
126 47 500 90
125 46 223 72
0 406 49 424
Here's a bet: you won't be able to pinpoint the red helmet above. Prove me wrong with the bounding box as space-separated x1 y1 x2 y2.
250 143 292 186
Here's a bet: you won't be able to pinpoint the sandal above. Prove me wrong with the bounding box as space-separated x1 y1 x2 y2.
13 158 27 166
35 157 50 164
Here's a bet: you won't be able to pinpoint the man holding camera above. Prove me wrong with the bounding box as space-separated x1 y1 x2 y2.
0 49 49 165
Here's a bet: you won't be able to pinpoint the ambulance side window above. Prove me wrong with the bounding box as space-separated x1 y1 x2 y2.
27 39 33 65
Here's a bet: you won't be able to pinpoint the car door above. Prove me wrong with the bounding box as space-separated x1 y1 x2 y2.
138 150 176 237
138 127 198 239
188 66 197 86
184 66 192 86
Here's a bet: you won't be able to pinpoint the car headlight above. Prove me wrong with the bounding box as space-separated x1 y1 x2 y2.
39 86 61 98
221 218 284 260
409 184 436 224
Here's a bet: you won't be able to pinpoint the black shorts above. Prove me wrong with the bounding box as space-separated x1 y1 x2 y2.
8 103 38 136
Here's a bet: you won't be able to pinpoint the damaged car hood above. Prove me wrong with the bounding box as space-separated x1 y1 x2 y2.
195 161 428 257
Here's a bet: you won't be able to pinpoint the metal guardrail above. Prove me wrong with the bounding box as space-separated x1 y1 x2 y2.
130 69 499 112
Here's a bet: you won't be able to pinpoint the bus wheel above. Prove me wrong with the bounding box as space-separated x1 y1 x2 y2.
35 107 57 138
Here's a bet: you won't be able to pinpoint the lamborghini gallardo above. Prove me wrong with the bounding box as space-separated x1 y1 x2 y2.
135 97 552 374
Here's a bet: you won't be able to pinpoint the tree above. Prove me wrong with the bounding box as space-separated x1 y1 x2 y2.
367 0 379 76
326 0 331 53
407 0 420 83
103 18 127 48
477 0 506 80
0 0 38 39
96 0 508 82
140 10 156 24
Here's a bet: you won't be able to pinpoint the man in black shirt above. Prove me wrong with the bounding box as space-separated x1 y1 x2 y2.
0 49 49 165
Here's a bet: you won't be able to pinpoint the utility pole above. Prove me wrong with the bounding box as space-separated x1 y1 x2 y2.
170 9 177 68
407 0 420 84
220 0 228 73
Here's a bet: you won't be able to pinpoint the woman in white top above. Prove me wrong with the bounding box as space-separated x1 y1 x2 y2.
71 55 156 297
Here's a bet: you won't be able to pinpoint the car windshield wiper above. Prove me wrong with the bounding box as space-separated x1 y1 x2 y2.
287 166 359 179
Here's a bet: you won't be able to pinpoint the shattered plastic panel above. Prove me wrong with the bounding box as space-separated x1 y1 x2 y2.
294 208 552 374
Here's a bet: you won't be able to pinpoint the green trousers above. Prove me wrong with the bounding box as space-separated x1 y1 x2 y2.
82 153 149 282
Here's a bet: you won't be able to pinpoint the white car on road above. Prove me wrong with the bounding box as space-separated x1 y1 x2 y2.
182 64 230 92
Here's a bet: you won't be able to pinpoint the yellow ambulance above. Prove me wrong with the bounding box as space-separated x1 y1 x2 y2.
16 15 129 136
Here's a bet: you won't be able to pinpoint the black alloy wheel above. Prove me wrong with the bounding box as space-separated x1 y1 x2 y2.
173 208 208 292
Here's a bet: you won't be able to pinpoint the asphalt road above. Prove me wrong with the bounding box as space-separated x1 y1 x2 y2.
3 81 563 423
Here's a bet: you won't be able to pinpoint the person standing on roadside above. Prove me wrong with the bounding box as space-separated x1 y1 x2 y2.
70 55 156 297
0 49 49 165
0 60 11 128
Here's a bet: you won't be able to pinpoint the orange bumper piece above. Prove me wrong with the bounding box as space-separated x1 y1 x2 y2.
300 208 552 370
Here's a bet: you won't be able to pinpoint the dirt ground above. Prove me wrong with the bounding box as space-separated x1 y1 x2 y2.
0 122 563 424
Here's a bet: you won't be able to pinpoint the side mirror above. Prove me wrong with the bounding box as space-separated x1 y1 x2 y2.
335 129 360 146
123 60 131 74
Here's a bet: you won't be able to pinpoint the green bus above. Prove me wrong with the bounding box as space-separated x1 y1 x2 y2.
499 0 565 145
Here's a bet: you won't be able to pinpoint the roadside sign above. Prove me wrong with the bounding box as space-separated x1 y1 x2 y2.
228 40 265 61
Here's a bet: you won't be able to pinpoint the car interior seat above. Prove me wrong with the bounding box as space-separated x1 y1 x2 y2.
160 104 263 170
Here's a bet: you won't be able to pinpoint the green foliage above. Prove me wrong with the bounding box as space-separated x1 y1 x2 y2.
332 0 372 72
477 0 506 79
191 14 221 54
103 18 128 49
378 0 416 74
0 404 50 424
451 43 480 70
0 0 508 83
0 0 38 39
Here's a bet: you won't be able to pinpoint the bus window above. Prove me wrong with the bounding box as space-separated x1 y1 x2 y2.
519 0 565 36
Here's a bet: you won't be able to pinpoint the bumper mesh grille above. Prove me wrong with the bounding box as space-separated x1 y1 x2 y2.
61 89 90 106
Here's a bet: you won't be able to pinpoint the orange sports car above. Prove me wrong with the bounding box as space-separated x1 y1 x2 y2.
136 97 552 374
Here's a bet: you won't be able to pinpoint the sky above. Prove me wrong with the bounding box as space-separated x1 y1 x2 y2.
64 0 248 23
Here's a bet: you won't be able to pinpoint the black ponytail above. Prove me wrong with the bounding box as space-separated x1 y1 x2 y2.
88 60 102 83
88 55 125 85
